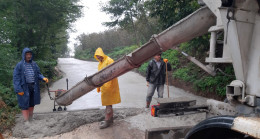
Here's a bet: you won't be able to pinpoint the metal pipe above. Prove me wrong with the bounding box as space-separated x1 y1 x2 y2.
240 81 246 103
153 7 216 52
181 51 216 76
56 7 216 106
209 32 217 59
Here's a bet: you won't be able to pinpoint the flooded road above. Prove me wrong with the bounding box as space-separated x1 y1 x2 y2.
35 58 207 113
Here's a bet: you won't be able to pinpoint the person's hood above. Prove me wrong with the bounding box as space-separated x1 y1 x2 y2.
94 47 107 62
22 47 33 61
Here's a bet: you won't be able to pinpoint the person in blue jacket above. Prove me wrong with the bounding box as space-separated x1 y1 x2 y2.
13 48 49 122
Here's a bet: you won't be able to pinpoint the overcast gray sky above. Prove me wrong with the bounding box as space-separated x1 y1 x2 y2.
68 0 110 55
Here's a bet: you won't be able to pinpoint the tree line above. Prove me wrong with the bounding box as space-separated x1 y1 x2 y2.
75 0 235 99
0 0 82 59
0 0 82 132
74 0 200 59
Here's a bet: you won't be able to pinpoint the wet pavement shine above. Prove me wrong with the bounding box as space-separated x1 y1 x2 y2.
35 58 207 113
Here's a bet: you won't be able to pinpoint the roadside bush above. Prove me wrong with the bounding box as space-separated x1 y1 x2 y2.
74 48 96 61
173 63 235 96
0 100 19 133
193 65 235 96
0 84 17 107
161 49 180 69
0 45 18 87
107 45 139 60
75 45 139 61
173 67 193 82
0 45 20 131
36 60 57 79
138 62 148 74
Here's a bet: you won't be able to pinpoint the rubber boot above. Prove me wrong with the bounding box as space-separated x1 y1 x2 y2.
145 102 150 108
100 106 113 129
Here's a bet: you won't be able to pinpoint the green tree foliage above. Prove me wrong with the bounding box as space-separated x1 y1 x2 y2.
0 45 18 87
107 45 139 59
0 0 82 59
0 0 82 102
138 62 148 74
75 0 162 60
74 28 137 60
145 0 200 29
101 0 162 44
161 50 180 69
101 0 139 28
101 0 139 44
0 0 82 131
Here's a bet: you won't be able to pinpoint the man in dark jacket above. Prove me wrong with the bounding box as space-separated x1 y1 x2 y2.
13 48 48 122
146 53 171 108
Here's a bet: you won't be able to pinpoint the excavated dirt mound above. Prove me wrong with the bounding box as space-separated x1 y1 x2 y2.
12 108 144 138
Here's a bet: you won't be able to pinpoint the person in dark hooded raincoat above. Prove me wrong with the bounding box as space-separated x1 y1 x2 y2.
13 48 49 122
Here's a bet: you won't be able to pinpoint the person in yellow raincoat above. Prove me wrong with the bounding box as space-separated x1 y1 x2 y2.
94 47 121 129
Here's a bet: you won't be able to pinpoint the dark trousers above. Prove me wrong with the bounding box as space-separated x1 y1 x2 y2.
27 83 35 108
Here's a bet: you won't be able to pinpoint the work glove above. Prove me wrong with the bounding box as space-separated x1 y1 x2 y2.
43 78 49 83
97 87 100 93
18 92 24 96
163 59 168 63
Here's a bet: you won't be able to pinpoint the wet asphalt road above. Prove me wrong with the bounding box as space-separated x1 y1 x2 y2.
35 58 207 113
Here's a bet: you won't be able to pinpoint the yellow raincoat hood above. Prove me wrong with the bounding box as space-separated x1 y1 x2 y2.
94 47 121 106
94 47 107 63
